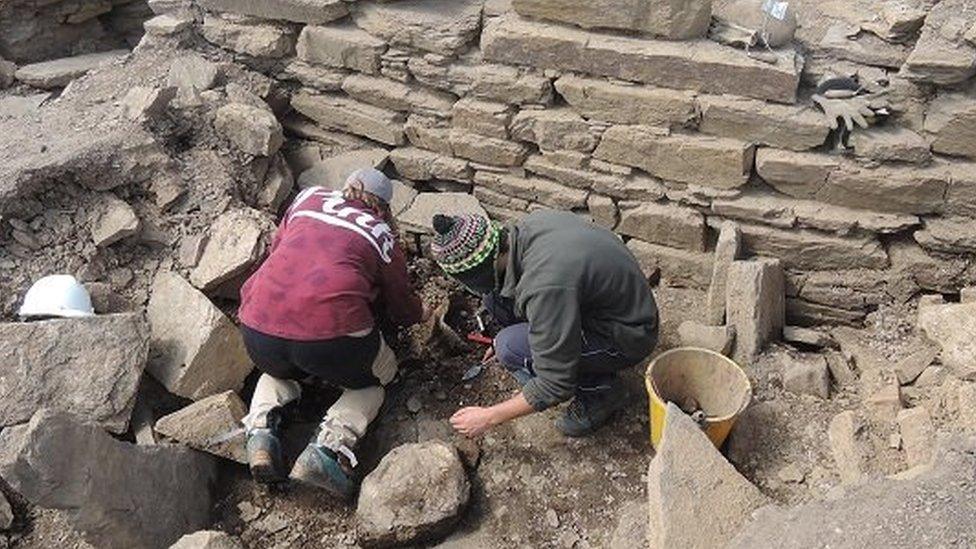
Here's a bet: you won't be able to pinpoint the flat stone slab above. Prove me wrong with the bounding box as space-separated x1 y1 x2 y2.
398 192 488 234
15 50 128 89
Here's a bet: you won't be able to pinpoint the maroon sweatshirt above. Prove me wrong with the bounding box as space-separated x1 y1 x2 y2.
239 187 423 341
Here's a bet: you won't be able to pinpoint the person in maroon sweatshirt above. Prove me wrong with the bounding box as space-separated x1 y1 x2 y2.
238 168 424 499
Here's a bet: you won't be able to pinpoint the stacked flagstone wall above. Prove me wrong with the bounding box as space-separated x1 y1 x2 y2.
166 0 976 328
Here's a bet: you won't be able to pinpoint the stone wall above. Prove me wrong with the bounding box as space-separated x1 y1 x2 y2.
168 0 976 328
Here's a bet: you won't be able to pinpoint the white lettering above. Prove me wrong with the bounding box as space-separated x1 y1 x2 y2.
287 187 396 263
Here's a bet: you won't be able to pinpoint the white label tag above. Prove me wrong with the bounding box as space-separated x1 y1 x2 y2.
762 0 790 20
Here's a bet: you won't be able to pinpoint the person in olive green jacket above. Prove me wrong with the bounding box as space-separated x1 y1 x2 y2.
430 209 659 437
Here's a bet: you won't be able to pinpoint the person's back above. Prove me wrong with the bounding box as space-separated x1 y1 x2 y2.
507 210 658 357
240 186 417 341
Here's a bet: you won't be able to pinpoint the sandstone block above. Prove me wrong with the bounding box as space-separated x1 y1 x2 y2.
342 74 456 118
280 61 346 91
512 0 711 39
91 195 141 247
915 218 976 254
198 0 347 24
170 531 243 549
202 14 295 58
648 404 770 549
705 221 742 325
191 208 272 292
945 162 976 218
482 14 801 103
825 351 856 386
782 326 831 348
15 50 128 89
292 92 406 146
452 98 512 139
780 352 830 399
409 58 554 105
147 272 253 400
449 129 530 167
849 126 931 164
478 173 588 210
617 202 706 251
399 192 487 233
155 391 247 463
893 344 940 385
902 0 976 85
523 154 640 194
726 258 784 364
122 86 177 121
144 14 193 36
924 92 976 159
823 164 948 215
510 108 598 152
168 54 221 92
404 115 453 154
0 410 216 549
820 23 910 69
0 314 148 434
390 147 471 182
357 441 469 547
897 407 935 468
828 410 867 484
297 24 386 74
215 103 283 157
755 148 838 199
555 74 696 128
627 239 713 289
257 153 295 211
918 301 976 380
678 320 735 356
736 223 888 271
712 193 919 235
354 0 483 56
594 126 754 190
865 379 904 424
587 194 618 229
699 95 829 151
298 148 390 189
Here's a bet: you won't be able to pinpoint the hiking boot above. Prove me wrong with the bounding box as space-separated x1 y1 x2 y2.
289 443 357 500
555 379 628 437
247 428 286 484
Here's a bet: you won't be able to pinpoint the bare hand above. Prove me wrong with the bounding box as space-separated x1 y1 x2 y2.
481 344 496 364
450 406 496 438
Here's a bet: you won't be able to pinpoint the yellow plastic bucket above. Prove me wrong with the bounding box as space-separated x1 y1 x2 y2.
645 347 752 451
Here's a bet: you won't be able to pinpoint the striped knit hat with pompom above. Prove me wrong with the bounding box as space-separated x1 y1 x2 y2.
430 214 499 274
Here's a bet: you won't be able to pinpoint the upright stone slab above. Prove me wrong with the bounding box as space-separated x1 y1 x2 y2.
828 410 867 484
512 0 711 40
704 221 741 325
0 314 148 434
147 272 253 400
198 0 348 24
155 391 247 463
647 404 770 549
726 258 785 364
0 410 217 549
897 407 935 468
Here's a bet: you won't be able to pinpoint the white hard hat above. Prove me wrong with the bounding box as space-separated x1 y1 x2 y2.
18 274 95 319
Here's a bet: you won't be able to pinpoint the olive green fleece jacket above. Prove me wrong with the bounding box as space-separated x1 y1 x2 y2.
498 210 659 411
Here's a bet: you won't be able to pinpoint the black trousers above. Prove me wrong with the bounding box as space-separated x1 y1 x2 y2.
241 325 382 390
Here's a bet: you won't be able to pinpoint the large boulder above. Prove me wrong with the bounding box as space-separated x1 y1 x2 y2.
146 272 253 400
0 313 148 434
0 410 217 549
357 441 470 547
647 403 770 549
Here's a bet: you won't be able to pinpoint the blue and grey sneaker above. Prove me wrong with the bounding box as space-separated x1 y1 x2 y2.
247 411 286 484
289 443 357 500
555 379 628 438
